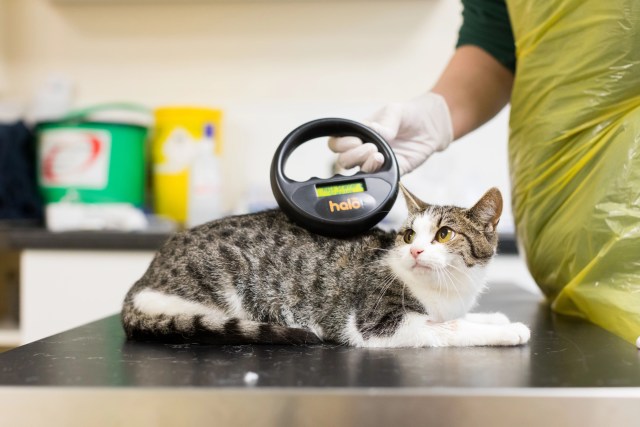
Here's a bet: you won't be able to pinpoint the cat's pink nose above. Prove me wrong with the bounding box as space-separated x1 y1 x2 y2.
410 247 424 259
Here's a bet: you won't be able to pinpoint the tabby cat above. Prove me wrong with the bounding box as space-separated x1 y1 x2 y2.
122 185 530 347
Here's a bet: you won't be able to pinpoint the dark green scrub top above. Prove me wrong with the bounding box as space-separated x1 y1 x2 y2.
457 0 516 73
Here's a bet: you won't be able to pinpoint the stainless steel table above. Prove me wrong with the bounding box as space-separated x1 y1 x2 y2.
0 282 638 426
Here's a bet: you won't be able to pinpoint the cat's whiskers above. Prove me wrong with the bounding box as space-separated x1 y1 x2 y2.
447 262 476 282
433 266 448 304
436 265 463 313
370 247 394 252
435 267 445 300
401 282 407 314
352 259 390 276
354 250 399 272
351 251 400 328
438 265 467 314
368 272 398 317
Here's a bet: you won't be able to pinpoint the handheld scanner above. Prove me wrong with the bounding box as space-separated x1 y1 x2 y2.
270 118 399 237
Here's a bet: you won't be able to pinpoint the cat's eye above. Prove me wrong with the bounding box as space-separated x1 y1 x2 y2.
435 227 455 243
403 229 416 244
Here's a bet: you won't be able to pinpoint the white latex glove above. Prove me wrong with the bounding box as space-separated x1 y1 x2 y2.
329 93 453 175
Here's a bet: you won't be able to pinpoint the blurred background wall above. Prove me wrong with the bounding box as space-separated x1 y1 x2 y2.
3 0 459 104
0 0 513 231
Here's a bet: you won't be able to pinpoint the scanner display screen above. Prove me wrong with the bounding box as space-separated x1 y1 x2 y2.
315 180 366 198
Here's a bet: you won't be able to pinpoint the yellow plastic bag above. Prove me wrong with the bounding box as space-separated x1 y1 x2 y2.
507 0 640 344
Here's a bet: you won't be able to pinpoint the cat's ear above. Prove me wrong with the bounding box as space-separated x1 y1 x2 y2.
399 182 428 214
468 187 503 232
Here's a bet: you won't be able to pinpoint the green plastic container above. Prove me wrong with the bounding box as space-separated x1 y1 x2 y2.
36 104 151 207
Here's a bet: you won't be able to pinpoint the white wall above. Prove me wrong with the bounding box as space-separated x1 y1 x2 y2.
4 0 460 104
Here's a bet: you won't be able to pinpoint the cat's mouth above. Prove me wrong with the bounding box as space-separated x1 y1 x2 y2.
411 262 433 273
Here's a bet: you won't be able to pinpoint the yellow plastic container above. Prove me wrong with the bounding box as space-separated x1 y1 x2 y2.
151 107 223 224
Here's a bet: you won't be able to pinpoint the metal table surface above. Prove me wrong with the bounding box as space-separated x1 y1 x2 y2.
0 283 638 426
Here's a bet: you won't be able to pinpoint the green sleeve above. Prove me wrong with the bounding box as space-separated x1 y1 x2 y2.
456 0 516 73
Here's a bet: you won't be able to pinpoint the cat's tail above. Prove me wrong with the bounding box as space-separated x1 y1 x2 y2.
121 288 322 345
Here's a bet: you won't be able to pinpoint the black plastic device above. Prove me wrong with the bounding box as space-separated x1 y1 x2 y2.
270 118 399 237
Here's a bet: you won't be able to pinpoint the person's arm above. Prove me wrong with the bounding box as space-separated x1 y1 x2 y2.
329 49 514 175
432 45 514 140
329 0 516 175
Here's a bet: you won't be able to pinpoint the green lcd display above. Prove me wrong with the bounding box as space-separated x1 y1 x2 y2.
315 180 366 198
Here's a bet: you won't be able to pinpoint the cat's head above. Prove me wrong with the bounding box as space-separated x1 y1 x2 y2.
387 183 502 298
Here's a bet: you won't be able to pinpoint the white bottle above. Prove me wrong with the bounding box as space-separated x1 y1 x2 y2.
187 123 223 227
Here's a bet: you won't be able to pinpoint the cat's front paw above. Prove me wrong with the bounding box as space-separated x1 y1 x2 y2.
494 322 530 346
448 320 531 347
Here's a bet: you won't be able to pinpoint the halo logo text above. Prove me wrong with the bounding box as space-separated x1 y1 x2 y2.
329 197 364 213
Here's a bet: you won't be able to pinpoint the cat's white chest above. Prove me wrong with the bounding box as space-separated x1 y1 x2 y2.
402 265 487 322
420 289 478 322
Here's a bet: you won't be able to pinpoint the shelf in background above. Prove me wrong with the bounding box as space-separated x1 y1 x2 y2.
0 224 173 252
0 223 519 254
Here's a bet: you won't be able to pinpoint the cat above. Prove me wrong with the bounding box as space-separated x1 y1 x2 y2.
121 184 530 347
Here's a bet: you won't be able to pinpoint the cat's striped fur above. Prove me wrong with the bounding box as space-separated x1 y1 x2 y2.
121 185 530 347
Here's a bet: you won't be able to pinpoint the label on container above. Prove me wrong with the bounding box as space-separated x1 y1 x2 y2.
39 129 111 189
154 127 198 175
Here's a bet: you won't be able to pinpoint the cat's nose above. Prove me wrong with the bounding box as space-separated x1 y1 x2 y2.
410 247 424 259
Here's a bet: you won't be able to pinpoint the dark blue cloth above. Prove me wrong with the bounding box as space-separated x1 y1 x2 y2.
0 122 44 221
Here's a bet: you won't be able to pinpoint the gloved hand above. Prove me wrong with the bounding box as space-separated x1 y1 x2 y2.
329 93 454 175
